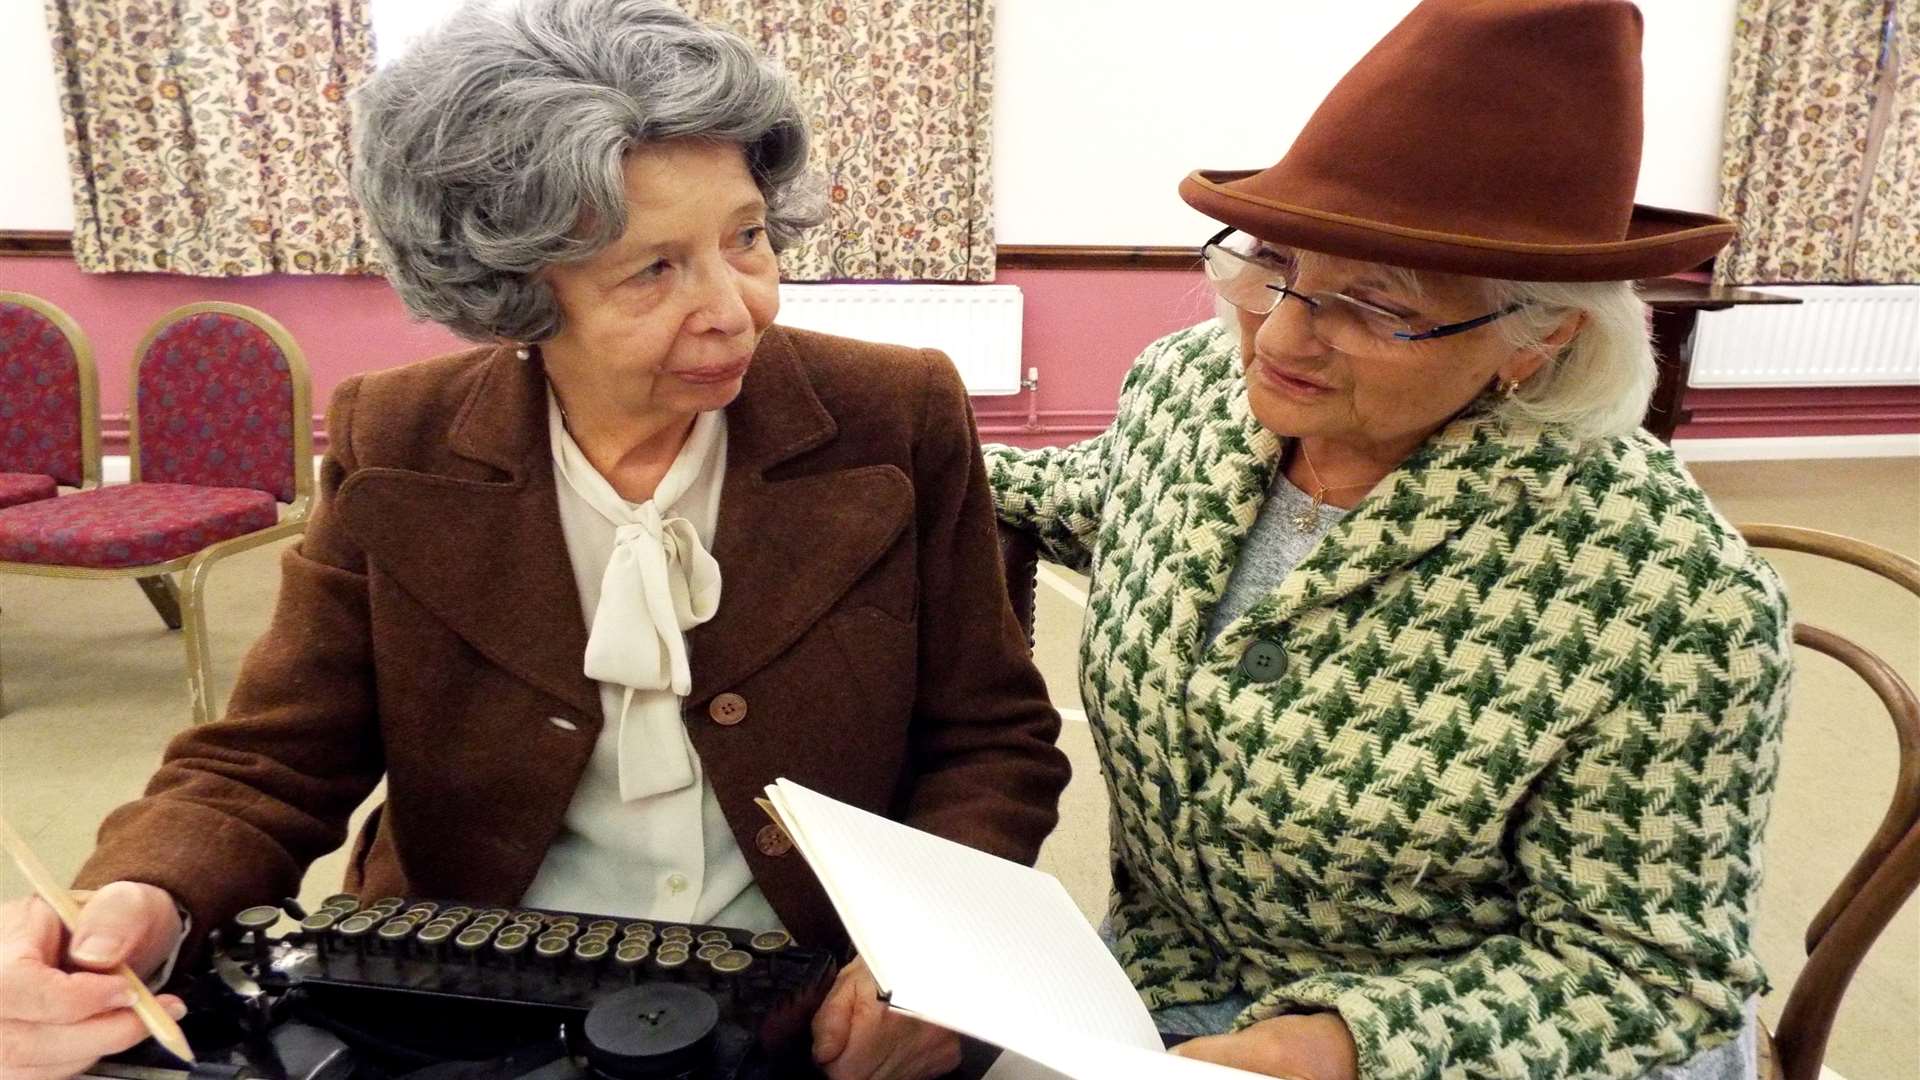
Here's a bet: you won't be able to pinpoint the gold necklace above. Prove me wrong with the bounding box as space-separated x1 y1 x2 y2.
1290 442 1377 534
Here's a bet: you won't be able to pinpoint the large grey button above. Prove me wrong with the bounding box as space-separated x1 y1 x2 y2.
1237 639 1287 682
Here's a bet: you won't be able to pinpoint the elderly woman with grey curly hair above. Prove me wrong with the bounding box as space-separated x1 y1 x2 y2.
0 2 1066 1079
989 2 1791 1078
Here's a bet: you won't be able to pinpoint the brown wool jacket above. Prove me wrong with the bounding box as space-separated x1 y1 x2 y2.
77 325 1069 963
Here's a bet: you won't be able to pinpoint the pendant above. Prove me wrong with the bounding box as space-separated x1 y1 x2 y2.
1290 500 1323 534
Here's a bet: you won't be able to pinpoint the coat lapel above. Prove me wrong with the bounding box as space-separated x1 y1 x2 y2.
1252 412 1582 631
686 326 914 705
334 350 602 720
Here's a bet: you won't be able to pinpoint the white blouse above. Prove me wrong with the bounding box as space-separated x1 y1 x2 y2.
520 392 781 931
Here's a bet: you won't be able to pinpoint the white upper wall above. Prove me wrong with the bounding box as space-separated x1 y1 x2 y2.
1 0 1738 245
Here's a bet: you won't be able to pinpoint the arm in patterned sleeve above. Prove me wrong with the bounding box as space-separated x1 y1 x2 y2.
1245 575 1792 1079
980 328 1177 573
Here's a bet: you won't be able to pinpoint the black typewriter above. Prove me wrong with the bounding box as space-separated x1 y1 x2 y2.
83 894 839 1080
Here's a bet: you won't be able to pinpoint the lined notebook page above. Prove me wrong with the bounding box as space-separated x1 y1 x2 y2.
766 779 1163 1052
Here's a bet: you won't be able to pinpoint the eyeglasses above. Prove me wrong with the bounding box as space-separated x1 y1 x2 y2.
1199 226 1527 350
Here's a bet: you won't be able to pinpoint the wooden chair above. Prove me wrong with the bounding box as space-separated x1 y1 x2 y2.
0 302 313 724
0 291 101 505
1739 524 1920 1080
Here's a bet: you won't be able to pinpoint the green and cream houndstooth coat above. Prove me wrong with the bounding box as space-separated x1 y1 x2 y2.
985 322 1792 1080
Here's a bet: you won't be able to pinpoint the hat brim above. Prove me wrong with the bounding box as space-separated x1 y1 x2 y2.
1180 170 1735 283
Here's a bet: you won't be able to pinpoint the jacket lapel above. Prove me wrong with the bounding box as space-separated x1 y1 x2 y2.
1253 412 1581 630
334 350 602 720
686 326 914 705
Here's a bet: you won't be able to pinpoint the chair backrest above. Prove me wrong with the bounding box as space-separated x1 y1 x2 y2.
0 291 100 488
1740 523 1920 1080
999 522 1041 648
129 302 312 508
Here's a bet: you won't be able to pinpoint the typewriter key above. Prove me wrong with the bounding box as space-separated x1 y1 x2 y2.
299 911 338 935
654 946 690 972
320 892 359 910
709 949 752 976
467 915 504 934
492 932 528 969
438 905 473 920
574 939 609 964
336 914 378 954
578 932 615 951
694 942 727 962
620 925 656 944
403 903 439 920
377 919 417 951
417 922 454 954
748 930 791 953
586 919 618 934
534 934 571 964
696 930 730 945
455 926 493 962
371 896 406 912
623 920 655 935
512 911 546 928
661 925 694 942
545 915 580 930
614 940 650 966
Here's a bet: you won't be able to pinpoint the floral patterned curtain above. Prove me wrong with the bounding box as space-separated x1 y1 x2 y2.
684 0 996 282
1717 0 1909 284
45 0 382 276
1853 2 1919 281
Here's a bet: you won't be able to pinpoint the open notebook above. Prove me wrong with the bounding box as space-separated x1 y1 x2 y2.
760 779 1267 1080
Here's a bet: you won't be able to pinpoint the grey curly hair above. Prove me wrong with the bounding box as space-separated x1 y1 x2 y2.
351 0 823 343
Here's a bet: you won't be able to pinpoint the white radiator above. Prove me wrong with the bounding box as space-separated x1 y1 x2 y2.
776 284 1025 396
1688 285 1920 388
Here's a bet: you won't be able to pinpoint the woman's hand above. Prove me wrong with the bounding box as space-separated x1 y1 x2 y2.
0 883 187 1080
810 955 962 1080
1170 1012 1359 1080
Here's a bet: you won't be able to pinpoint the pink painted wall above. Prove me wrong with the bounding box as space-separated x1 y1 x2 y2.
8 254 1909 452
0 256 1213 452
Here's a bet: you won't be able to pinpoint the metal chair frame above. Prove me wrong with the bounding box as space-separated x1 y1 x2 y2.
0 302 313 724
0 290 103 490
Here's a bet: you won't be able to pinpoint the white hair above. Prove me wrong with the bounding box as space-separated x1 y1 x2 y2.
1213 254 1653 444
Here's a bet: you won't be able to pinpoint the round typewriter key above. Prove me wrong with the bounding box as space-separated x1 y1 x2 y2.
653 947 689 972
426 915 464 933
620 924 656 942
437 905 472 920
234 905 282 931
467 913 502 929
300 911 338 934
696 930 729 945
623 920 655 935
615 940 650 964
585 919 618 933
377 919 416 943
535 934 571 961
748 930 791 953
320 892 359 909
693 942 724 959
403 903 439 920
337 913 378 937
544 913 579 928
371 896 405 910
709 949 752 975
417 922 453 948
512 911 546 927
455 926 492 949
661 925 693 941
578 933 615 951
492 933 528 969
475 907 509 920
574 939 609 964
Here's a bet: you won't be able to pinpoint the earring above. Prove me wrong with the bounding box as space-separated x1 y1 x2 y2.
515 344 531 360
1502 377 1521 399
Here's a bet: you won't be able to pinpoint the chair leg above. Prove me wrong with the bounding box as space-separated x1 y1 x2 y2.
179 559 218 726
136 575 184 630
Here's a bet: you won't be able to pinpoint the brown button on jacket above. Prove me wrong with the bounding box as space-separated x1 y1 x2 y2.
76 326 1069 963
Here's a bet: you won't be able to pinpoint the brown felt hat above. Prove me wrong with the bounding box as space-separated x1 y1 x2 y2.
1178 0 1734 282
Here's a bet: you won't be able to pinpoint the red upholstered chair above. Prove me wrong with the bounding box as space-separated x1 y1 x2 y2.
0 292 101 506
0 302 313 724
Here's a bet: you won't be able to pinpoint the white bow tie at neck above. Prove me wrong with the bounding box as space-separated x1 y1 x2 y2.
580 502 723 802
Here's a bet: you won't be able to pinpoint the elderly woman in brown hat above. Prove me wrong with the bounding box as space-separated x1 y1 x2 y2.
990 1 1790 1078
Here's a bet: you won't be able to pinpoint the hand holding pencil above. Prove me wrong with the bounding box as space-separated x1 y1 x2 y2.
0 815 192 1080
